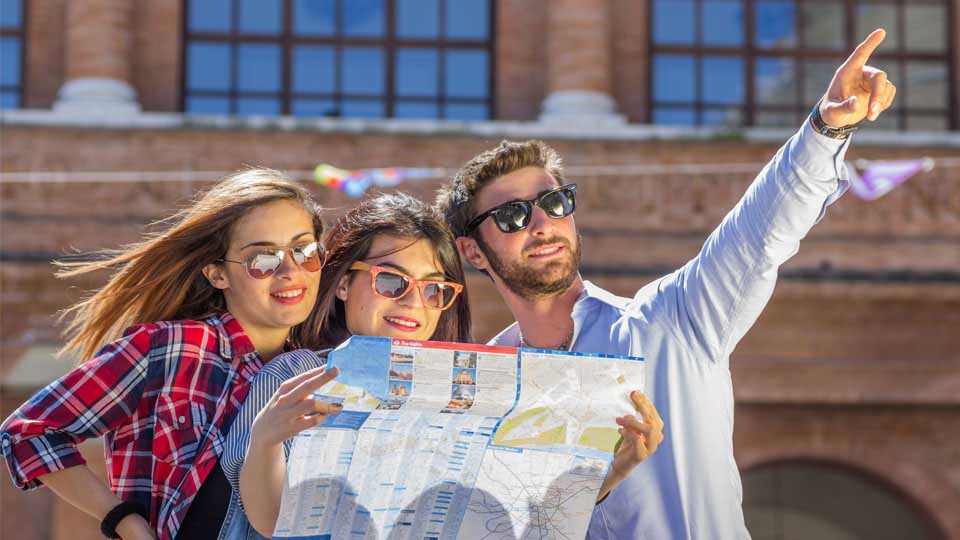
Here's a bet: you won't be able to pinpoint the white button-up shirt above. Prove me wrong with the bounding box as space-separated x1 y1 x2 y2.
489 121 851 540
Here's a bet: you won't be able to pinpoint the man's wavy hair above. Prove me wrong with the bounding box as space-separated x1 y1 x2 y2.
435 139 566 239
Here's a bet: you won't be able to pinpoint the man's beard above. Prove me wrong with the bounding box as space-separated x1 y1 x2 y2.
476 233 582 300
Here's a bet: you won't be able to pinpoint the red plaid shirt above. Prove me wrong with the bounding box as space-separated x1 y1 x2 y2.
1 313 265 540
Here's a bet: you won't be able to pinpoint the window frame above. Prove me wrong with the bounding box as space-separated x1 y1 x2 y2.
180 0 496 119
647 0 957 130
0 0 27 109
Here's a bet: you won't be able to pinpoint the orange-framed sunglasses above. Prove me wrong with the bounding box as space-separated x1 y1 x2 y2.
349 261 463 311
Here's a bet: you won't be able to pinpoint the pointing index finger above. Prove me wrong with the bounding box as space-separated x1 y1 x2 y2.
845 29 886 69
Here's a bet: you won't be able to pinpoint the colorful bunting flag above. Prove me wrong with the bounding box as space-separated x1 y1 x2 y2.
314 164 445 198
846 158 935 200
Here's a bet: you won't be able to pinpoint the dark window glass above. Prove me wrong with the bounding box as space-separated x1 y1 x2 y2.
344 0 384 37
183 0 492 119
238 0 281 34
446 0 488 40
397 48 439 97
398 0 439 38
703 0 743 46
650 0 954 130
445 49 488 98
293 0 336 36
0 0 23 109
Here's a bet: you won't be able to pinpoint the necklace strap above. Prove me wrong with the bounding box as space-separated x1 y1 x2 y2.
519 328 574 351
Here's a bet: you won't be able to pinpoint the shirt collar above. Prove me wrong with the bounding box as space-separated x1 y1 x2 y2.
210 312 259 361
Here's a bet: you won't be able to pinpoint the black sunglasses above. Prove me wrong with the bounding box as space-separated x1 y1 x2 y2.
466 184 577 234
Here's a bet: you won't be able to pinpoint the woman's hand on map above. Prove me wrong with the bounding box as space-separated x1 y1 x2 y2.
250 366 342 449
597 391 665 503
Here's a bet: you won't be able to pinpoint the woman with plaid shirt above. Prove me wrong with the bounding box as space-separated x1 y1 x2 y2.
1 169 326 540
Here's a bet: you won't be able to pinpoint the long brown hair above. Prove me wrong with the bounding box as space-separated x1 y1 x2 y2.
58 168 324 361
293 192 472 350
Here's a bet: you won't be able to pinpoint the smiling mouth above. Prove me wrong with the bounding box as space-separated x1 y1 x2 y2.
270 288 306 304
383 316 421 330
527 244 564 258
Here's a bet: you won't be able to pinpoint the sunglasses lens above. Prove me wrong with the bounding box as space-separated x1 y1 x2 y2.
374 271 410 298
423 283 457 309
246 253 281 279
495 202 531 233
295 242 324 272
541 189 575 218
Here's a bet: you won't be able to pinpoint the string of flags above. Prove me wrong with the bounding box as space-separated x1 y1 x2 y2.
312 158 945 201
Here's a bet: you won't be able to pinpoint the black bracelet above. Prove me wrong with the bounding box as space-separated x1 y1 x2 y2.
100 500 148 539
810 98 858 140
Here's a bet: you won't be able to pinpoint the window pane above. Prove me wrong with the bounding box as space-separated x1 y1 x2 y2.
653 55 696 102
703 108 742 127
653 107 696 126
237 97 281 115
397 48 439 97
653 0 694 45
239 0 282 34
866 114 899 131
344 0 385 37
702 1 743 46
755 58 797 105
341 99 385 118
294 0 336 36
293 46 335 94
801 1 845 49
188 0 231 32
905 5 946 52
905 62 947 109
445 0 488 40
856 2 898 49
237 44 281 92
702 57 744 104
0 37 20 86
445 50 488 98
755 0 796 48
906 115 947 132
0 0 22 28
187 42 231 91
0 90 17 109
802 60 837 104
398 0 439 38
395 102 440 118
292 99 338 117
343 47 385 94
186 96 231 114
444 103 488 120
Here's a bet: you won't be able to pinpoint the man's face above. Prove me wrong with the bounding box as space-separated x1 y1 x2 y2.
467 166 581 299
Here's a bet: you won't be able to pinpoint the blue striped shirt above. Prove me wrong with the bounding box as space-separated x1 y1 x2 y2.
219 349 329 540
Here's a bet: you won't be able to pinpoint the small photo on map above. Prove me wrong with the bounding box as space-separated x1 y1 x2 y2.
390 351 414 363
389 362 413 381
388 380 412 397
378 399 405 410
453 351 477 369
452 368 477 385
447 383 476 410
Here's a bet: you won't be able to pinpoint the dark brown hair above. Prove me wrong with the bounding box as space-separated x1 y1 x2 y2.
435 139 566 239
58 168 324 360
292 192 472 350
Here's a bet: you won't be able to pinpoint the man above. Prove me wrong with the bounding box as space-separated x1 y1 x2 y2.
436 30 896 539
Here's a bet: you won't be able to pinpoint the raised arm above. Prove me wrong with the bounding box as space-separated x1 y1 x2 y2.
655 30 896 362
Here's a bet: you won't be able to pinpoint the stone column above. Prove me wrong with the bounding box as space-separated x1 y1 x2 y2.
53 0 141 115
539 0 624 125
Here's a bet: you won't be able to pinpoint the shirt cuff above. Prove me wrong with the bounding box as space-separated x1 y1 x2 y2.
792 116 853 182
2 431 87 490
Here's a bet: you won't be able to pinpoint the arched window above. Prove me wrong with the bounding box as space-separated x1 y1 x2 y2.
743 461 946 539
649 0 954 131
182 0 493 119
0 0 25 109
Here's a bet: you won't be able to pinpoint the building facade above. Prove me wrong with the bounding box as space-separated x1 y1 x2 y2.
1 1 958 539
